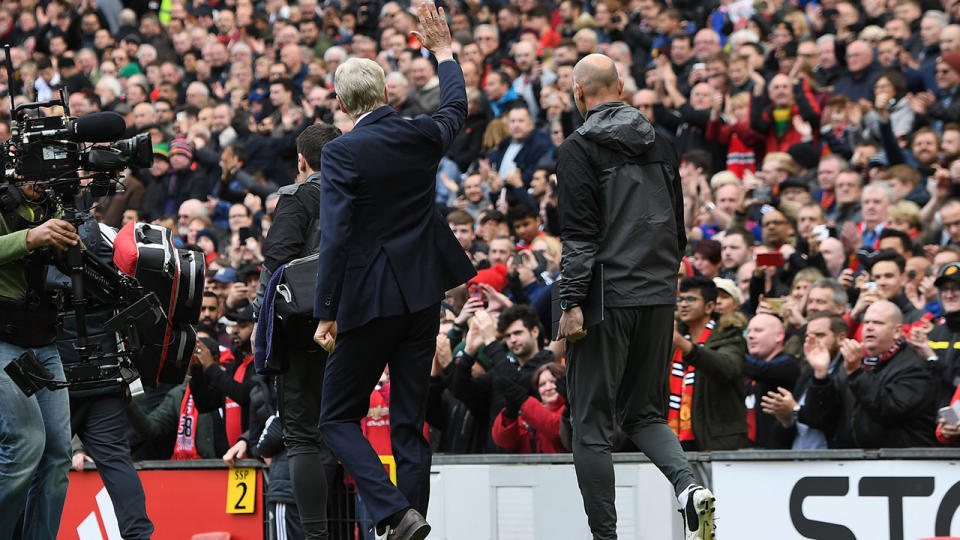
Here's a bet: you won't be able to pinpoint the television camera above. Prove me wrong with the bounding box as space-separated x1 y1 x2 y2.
0 45 203 397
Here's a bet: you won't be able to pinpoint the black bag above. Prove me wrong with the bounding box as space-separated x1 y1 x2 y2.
114 222 204 326
275 252 319 322
112 222 205 385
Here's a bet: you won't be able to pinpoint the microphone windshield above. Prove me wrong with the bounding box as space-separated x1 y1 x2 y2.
70 112 127 143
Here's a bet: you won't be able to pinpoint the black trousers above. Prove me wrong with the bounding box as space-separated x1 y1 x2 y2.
71 393 153 540
280 345 337 540
566 305 698 540
318 304 439 527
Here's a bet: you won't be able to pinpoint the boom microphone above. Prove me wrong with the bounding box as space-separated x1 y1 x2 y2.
36 112 127 143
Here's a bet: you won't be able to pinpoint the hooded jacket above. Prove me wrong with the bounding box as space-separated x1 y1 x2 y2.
557 102 685 307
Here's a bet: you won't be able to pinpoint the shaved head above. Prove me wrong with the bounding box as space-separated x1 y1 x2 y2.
862 300 903 355
572 53 623 115
865 300 902 327
573 53 620 96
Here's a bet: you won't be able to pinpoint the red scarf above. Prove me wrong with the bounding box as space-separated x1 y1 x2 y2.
224 356 253 446
668 320 715 442
173 387 201 460
856 220 886 250
819 191 835 214
862 339 903 371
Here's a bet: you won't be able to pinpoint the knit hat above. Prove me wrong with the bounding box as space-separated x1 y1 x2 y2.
779 177 810 193
169 138 194 161
941 53 960 75
787 143 819 171
468 263 509 292
152 142 170 161
195 229 218 251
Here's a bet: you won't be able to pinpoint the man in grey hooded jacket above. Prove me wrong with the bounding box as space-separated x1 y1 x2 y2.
556 53 716 540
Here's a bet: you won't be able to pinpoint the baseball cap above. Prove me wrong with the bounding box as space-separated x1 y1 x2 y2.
713 277 742 305
213 267 239 284
237 263 262 281
226 305 256 322
935 262 960 287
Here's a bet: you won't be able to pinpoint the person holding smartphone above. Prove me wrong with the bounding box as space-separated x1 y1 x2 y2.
936 384 960 444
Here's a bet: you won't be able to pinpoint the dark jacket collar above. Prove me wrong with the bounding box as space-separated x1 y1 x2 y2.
353 105 395 130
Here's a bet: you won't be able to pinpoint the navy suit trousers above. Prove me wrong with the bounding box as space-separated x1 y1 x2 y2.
318 303 440 525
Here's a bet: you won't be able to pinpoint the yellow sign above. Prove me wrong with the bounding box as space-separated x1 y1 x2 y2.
380 455 397 486
226 467 256 514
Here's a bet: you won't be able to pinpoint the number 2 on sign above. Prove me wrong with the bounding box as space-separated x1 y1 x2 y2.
226 467 256 514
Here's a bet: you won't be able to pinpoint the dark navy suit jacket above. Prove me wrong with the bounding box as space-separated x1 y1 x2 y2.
314 60 477 332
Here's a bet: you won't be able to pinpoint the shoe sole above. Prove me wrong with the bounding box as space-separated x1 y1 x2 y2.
694 490 716 540
407 523 431 540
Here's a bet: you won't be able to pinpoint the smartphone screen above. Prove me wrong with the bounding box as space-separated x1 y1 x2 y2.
756 252 785 267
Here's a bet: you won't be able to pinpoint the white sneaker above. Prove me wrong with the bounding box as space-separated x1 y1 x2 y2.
681 486 716 540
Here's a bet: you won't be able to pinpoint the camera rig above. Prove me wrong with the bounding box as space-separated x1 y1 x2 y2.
0 45 192 396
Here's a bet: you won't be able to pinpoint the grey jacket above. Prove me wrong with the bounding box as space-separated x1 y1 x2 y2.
557 102 685 307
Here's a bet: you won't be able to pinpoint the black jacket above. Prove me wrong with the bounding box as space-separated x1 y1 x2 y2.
803 343 936 448
744 352 802 449
253 173 322 323
557 102 685 308
926 314 960 409
448 111 490 172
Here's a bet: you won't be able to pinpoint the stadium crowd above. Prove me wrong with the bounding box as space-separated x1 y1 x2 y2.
4 0 960 532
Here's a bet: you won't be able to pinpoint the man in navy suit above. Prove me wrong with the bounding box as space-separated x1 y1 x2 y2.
312 4 475 539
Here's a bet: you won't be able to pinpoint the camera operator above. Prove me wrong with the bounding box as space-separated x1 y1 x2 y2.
0 182 78 539
52 202 153 539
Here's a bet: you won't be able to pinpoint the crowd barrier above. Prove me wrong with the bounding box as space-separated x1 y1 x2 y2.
59 449 960 540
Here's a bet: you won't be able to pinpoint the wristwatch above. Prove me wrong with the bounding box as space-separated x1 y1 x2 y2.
559 299 579 311
791 404 801 424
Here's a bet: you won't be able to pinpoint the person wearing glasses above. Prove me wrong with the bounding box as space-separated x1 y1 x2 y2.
671 277 749 447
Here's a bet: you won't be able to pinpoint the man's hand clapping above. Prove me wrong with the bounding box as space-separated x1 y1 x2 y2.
839 338 864 374
761 387 798 428
804 332 832 379
432 334 453 376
